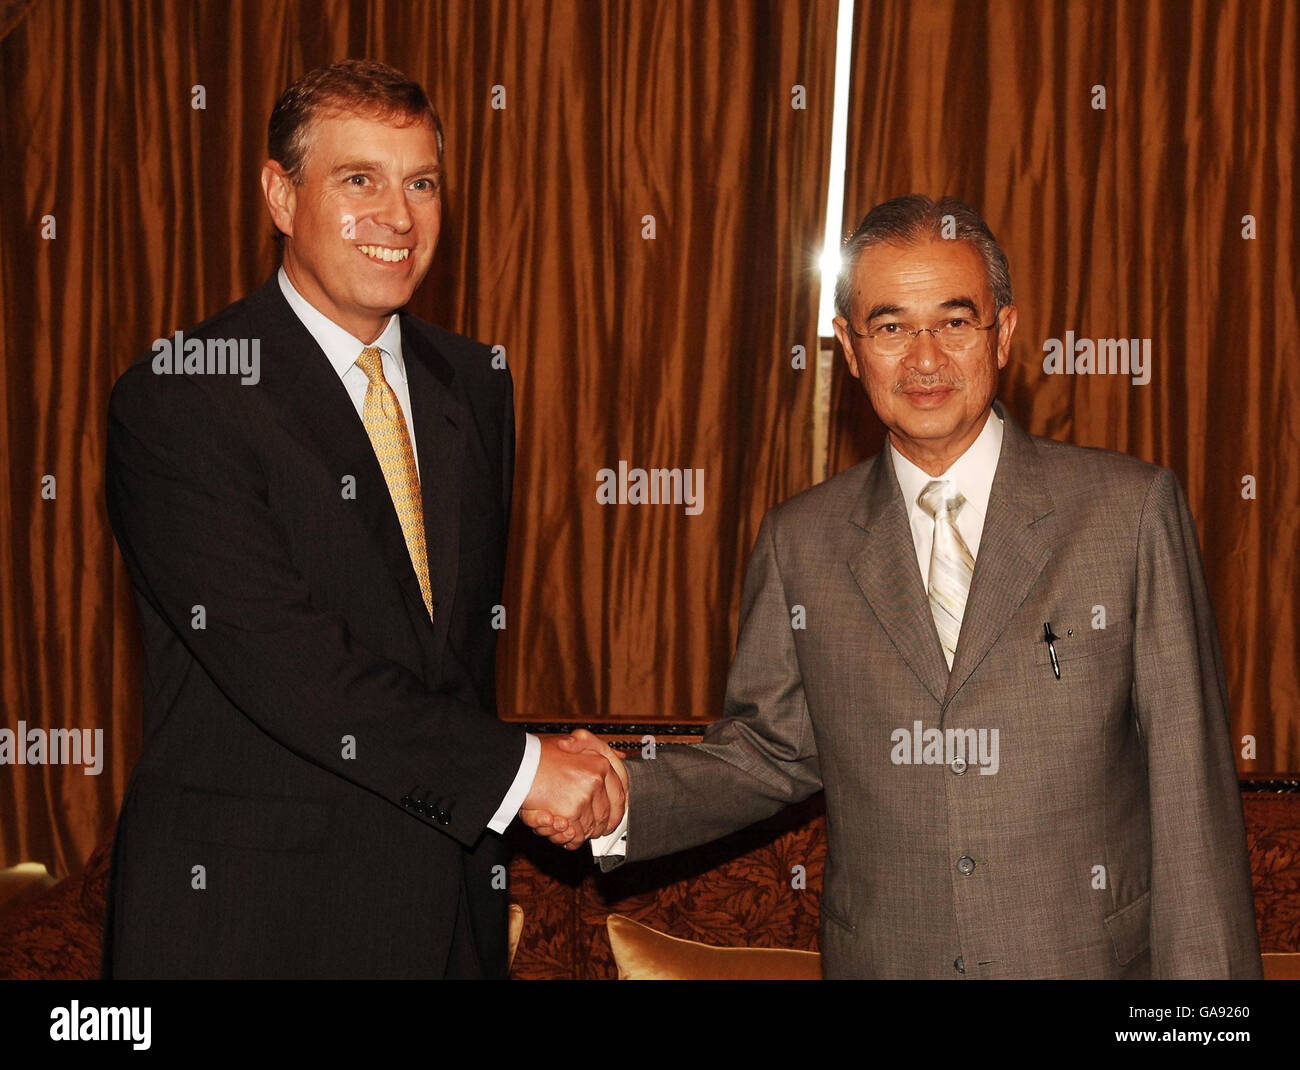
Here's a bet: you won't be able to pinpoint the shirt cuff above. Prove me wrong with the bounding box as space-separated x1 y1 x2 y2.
487 732 541 834
589 805 628 857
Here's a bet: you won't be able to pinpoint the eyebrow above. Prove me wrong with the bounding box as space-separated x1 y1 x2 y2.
330 159 382 176
864 296 982 322
329 159 443 180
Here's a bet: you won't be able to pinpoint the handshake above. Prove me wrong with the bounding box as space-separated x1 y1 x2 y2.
518 730 627 850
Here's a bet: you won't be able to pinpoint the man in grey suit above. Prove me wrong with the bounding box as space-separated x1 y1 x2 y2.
524 195 1262 979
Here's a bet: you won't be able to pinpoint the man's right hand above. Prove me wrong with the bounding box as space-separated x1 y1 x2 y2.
520 734 626 849
520 730 628 849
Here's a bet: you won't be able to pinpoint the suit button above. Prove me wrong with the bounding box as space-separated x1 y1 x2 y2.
950 756 968 775
954 955 965 974
436 810 451 825
956 855 976 876
400 795 412 808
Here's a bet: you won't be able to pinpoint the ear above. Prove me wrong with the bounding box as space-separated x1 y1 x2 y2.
261 160 297 240
832 316 862 381
994 303 1018 370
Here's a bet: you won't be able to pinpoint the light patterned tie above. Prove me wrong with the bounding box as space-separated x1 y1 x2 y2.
918 479 974 669
356 346 433 619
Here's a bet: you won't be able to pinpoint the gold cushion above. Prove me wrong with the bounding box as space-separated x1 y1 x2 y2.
606 913 821 980
0 863 55 917
1263 952 1300 980
607 915 1295 980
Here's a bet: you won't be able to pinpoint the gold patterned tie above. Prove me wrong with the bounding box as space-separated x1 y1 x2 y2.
356 346 433 619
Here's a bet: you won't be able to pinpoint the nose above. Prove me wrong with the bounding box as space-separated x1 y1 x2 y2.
905 329 947 372
374 184 413 232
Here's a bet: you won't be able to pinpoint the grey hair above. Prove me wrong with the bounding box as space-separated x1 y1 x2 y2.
834 195 1013 322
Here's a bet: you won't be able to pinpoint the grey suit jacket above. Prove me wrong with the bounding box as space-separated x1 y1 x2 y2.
611 401 1262 979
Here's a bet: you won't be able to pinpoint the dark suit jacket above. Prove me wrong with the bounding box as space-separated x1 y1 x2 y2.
103 273 525 978
613 402 1263 979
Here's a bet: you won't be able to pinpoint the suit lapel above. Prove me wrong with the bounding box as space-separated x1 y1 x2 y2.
848 451 951 705
941 402 1055 712
403 320 468 667
247 275 452 644
846 402 1056 712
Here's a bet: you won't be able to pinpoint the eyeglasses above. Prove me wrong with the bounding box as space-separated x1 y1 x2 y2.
847 312 1001 356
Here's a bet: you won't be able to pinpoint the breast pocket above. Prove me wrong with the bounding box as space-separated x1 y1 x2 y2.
1053 618 1134 665
1011 616 1135 718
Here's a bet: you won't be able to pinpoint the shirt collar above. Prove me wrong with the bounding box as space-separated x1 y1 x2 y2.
277 266 406 382
889 408 1005 521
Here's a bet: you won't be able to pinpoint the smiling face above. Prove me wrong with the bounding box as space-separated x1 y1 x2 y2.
832 237 1018 475
261 110 443 343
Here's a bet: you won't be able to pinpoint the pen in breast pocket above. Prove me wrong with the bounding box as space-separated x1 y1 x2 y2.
1042 622 1061 680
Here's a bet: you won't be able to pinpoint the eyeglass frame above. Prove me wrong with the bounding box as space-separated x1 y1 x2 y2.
844 306 1006 353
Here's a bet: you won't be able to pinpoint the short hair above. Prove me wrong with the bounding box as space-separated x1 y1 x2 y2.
834 195 1013 322
266 59 444 241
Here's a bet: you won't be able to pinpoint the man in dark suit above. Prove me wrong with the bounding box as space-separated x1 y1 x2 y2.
527 195 1262 979
103 59 623 978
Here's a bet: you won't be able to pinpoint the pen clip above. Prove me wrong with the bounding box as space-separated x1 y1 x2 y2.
1042 622 1061 680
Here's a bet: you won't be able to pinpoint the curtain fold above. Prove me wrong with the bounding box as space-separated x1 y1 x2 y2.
0 0 836 873
830 0 1298 775
4 0 1292 878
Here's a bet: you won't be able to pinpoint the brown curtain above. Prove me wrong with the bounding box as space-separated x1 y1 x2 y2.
0 0 835 874
830 0 1299 773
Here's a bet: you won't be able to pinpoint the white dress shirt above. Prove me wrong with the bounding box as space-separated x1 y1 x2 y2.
889 408 1004 590
277 267 539 834
590 408 1006 859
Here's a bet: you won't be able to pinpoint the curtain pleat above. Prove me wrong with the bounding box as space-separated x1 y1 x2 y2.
0 0 836 873
831 0 1298 775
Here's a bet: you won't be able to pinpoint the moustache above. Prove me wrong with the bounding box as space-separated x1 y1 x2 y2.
894 376 962 393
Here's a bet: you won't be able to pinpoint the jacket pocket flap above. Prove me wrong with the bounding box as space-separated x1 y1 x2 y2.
1103 889 1151 966
820 898 857 934
176 785 332 853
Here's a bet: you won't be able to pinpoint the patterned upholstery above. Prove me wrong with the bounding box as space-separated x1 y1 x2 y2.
1 788 1296 979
